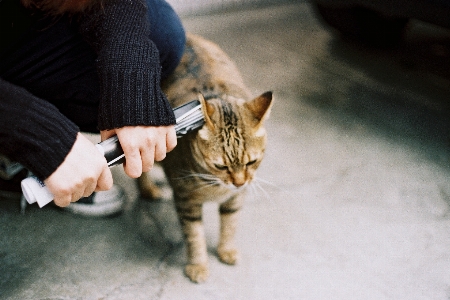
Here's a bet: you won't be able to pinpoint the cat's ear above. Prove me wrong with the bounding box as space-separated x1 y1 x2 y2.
198 93 215 130
245 91 273 127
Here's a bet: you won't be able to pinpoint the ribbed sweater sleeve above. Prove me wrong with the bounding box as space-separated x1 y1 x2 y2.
0 78 79 180
78 0 176 130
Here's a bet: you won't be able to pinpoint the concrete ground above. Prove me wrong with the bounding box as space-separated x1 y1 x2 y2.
2 2 450 299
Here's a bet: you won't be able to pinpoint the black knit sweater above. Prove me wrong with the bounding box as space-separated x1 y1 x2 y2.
0 0 176 180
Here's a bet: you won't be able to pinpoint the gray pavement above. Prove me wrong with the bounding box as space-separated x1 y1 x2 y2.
2 2 450 299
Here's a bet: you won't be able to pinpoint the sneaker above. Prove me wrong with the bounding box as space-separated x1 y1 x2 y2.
0 155 27 199
0 155 25 180
63 184 125 217
0 168 27 198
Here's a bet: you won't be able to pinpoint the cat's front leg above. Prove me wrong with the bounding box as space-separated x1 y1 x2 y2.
218 197 242 265
176 202 209 283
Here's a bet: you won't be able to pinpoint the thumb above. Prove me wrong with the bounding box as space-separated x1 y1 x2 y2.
95 166 113 191
100 129 117 141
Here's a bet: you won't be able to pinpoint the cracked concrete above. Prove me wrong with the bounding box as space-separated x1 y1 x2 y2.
2 2 450 299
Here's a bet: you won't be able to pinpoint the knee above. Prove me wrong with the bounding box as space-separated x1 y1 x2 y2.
160 23 185 79
146 0 186 79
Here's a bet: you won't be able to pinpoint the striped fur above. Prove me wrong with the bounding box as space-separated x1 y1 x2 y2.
139 33 273 283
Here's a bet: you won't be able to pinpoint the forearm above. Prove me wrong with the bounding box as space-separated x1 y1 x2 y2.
0 78 79 180
78 0 176 130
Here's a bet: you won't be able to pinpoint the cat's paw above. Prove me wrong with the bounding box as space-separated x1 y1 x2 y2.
185 263 209 283
218 248 239 265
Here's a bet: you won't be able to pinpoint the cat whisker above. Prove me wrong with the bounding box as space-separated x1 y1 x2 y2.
172 171 224 191
246 177 274 203
173 171 217 181
193 181 222 192
253 177 278 188
192 174 221 183
245 183 257 203
255 181 272 202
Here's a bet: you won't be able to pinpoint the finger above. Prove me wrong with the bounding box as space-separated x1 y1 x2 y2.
80 173 98 197
141 145 155 173
123 149 143 178
100 129 116 141
82 181 97 198
95 167 113 191
154 137 167 162
166 127 177 152
138 131 157 172
53 194 72 208
71 189 85 203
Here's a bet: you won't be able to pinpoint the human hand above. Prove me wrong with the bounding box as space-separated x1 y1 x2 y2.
44 133 113 207
100 125 177 178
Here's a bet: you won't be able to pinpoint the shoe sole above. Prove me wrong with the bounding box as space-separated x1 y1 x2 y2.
63 185 125 217
63 200 124 217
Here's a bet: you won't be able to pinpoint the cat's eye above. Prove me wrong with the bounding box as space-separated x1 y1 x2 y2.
246 160 257 166
214 164 228 170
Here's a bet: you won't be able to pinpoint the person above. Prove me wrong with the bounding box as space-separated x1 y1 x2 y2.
0 0 186 216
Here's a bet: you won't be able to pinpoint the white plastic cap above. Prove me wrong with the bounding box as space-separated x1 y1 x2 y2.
21 176 54 208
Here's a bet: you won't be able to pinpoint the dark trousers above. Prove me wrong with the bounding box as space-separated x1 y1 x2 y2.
0 0 186 133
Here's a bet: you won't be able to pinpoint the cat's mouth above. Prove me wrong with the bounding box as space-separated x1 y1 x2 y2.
226 182 248 191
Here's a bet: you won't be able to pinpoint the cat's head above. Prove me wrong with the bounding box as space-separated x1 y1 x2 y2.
193 91 273 189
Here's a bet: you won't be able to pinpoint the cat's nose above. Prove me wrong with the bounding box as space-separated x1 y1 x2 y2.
233 181 245 187
231 172 246 187
232 178 246 187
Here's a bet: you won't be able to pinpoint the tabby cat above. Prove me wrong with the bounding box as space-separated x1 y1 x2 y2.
140 33 273 283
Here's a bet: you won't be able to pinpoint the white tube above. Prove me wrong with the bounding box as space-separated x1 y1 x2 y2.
21 176 54 207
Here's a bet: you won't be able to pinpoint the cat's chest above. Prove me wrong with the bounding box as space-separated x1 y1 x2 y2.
177 181 243 204
203 185 242 204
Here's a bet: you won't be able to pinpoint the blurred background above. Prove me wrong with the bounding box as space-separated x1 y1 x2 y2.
167 0 295 15
1 1 450 299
